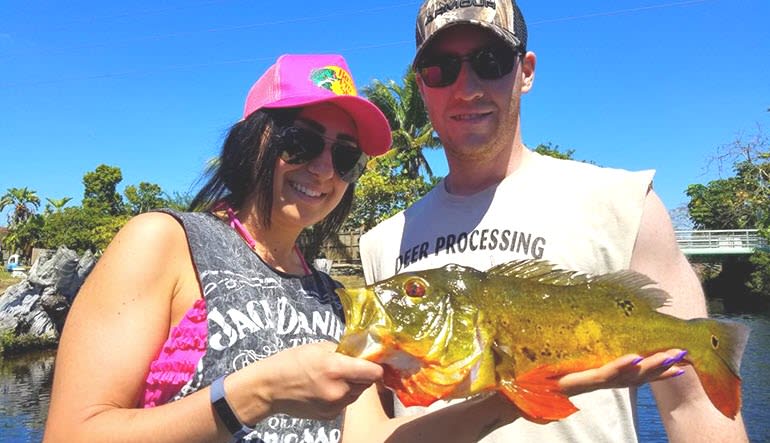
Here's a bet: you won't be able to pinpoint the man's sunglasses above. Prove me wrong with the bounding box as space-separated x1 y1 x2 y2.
416 45 522 88
276 126 368 183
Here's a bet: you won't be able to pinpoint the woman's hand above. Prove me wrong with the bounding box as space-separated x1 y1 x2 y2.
232 341 384 423
559 349 687 396
481 349 689 431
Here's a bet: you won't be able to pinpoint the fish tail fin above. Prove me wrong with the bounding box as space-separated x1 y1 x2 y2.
496 365 579 424
687 318 750 419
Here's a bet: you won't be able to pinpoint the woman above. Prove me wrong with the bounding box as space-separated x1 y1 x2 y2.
44 54 389 442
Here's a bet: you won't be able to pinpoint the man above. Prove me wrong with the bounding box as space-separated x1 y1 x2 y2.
351 1 749 442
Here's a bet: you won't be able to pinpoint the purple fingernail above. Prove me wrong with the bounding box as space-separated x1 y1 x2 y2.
631 357 644 366
672 369 686 378
661 350 688 367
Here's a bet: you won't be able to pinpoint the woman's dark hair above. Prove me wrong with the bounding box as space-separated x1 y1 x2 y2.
189 108 356 246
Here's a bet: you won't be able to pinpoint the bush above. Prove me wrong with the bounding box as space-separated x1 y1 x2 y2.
0 330 58 356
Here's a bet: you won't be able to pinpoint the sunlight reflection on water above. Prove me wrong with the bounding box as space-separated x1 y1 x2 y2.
1 315 767 442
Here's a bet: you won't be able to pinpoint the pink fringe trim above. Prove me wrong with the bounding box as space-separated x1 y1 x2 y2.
142 299 207 408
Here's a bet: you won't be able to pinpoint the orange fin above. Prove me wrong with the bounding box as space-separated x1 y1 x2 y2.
688 319 749 418
383 364 452 407
497 365 579 424
696 366 742 419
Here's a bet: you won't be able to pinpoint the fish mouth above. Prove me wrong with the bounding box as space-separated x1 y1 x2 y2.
335 286 391 360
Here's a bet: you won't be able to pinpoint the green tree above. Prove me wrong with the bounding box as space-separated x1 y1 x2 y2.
687 130 769 229
345 155 438 232
362 68 441 179
82 164 125 216
164 191 194 211
45 197 73 214
2 213 44 257
533 143 576 160
0 187 41 226
40 206 128 253
124 182 165 215
341 69 441 233
686 128 770 304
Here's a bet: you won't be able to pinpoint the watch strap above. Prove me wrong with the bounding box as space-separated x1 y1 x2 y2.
210 375 251 437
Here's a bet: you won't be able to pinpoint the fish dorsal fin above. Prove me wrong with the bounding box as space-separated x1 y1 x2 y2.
487 259 591 286
590 270 671 309
487 260 670 309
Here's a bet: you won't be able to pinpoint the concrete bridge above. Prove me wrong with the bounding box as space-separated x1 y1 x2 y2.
676 229 769 262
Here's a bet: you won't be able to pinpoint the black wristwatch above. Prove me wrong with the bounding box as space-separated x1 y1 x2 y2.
210 375 252 439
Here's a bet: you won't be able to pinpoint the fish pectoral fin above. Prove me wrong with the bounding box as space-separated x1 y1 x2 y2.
497 367 579 424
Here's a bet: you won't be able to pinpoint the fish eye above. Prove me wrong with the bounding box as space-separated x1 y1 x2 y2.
404 278 428 298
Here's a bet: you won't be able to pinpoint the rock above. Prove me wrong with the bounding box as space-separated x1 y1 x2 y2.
40 292 71 336
27 246 93 300
0 280 56 339
0 246 96 348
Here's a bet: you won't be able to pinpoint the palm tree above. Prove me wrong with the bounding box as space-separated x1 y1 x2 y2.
362 68 441 179
46 197 73 213
0 187 41 226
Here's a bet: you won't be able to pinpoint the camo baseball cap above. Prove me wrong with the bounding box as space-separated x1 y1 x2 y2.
243 54 392 156
414 0 528 66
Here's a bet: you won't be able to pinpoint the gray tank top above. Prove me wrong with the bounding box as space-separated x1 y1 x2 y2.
162 210 345 443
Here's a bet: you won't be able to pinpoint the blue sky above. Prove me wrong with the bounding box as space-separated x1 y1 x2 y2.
2 0 769 228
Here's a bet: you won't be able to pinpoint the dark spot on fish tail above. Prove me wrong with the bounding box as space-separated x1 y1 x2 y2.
711 335 720 349
540 348 552 357
615 299 635 317
521 346 537 362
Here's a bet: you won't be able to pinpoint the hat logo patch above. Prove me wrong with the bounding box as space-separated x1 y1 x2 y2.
424 0 496 26
310 66 357 96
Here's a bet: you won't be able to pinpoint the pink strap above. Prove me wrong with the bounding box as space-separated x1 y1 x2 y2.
294 244 311 275
221 203 311 276
226 206 256 249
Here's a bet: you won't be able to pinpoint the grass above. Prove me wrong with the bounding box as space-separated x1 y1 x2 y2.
0 271 19 294
0 330 58 356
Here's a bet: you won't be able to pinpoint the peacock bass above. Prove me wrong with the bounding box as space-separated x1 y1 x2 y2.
335 260 749 423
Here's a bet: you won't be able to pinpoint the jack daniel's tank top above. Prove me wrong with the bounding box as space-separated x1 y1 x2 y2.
161 210 346 443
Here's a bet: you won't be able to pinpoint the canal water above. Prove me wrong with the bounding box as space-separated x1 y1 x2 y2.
1 313 768 442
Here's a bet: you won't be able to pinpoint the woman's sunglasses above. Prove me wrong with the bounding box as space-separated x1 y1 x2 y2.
416 45 522 88
276 126 368 183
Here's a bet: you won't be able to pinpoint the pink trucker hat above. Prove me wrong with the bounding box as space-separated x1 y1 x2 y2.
243 54 392 156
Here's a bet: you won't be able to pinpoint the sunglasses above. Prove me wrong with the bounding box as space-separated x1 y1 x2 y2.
276 125 368 183
417 45 522 88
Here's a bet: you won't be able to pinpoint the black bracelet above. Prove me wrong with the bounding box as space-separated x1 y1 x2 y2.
210 375 252 438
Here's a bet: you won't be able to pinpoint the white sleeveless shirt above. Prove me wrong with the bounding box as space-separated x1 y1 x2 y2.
359 150 655 442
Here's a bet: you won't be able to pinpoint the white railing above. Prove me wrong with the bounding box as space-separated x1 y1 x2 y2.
675 229 768 254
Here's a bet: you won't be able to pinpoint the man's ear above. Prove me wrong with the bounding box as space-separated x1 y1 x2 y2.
414 70 427 100
521 51 536 93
